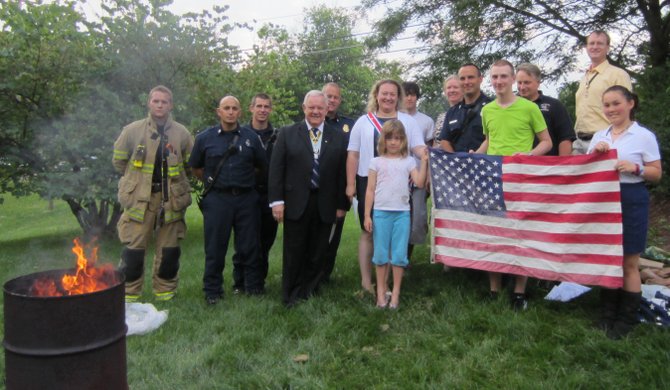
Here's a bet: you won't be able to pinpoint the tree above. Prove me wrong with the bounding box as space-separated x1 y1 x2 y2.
296 5 382 116
236 24 302 127
364 0 670 79
0 0 241 237
0 0 101 199
238 6 403 124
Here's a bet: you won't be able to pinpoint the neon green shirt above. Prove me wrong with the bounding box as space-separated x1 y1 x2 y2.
482 97 547 156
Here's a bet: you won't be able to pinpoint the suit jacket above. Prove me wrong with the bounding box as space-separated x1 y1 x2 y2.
268 121 348 223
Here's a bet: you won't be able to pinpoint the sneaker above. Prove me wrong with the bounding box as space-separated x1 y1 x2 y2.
155 291 175 301
511 293 528 311
125 294 140 303
232 288 242 295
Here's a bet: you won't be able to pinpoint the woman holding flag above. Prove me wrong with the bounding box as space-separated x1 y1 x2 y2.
589 85 662 339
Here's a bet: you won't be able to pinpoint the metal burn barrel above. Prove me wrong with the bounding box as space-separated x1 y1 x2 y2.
3 268 128 390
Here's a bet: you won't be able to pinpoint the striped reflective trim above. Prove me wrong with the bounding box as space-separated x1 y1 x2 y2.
167 165 183 177
183 152 191 162
129 163 155 174
164 210 184 223
113 149 129 160
126 207 145 221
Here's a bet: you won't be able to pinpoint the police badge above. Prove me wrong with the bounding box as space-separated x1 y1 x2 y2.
343 124 350 133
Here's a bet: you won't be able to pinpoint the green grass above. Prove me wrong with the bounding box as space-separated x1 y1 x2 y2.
1 196 670 389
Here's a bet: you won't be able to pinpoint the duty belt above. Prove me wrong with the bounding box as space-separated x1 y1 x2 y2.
212 187 253 196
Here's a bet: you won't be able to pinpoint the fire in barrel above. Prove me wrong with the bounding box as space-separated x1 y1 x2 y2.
3 238 128 390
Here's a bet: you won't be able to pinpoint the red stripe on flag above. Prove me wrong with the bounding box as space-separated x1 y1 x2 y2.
434 218 622 245
503 171 619 185
434 254 623 289
434 235 621 265
505 211 622 224
501 150 618 166
503 191 620 203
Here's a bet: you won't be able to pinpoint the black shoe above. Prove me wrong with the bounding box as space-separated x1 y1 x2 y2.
246 288 265 296
206 295 222 305
511 293 528 311
607 290 641 340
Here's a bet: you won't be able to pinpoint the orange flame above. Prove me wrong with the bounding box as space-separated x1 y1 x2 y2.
31 238 117 297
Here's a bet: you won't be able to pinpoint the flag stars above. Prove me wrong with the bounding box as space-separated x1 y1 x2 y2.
430 151 505 214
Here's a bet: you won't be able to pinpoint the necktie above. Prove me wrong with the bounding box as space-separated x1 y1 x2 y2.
310 128 320 189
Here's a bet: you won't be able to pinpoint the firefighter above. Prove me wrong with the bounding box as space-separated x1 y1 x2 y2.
112 85 194 302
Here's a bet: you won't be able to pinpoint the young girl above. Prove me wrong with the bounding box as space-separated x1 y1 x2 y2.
364 120 428 309
589 85 662 339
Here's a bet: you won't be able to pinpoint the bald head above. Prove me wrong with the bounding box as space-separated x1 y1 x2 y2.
219 95 240 107
217 95 241 130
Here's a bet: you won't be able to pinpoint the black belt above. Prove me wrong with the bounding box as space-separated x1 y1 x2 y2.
576 132 593 141
212 187 253 195
151 182 162 193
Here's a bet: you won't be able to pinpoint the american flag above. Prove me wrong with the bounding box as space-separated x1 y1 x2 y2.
429 148 624 288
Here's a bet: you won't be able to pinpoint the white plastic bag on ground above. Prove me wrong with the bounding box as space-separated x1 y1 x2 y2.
125 302 168 335
544 282 591 302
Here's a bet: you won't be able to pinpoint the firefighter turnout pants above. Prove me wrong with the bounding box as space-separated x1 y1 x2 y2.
117 192 186 295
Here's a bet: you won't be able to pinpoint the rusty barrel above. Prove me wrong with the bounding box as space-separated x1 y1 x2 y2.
3 269 128 390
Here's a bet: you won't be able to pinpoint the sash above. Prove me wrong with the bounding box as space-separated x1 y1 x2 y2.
367 112 383 157
366 112 383 134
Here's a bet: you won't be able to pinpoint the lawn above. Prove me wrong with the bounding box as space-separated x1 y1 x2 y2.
1 195 669 389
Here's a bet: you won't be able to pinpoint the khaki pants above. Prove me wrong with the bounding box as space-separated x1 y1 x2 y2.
117 192 186 294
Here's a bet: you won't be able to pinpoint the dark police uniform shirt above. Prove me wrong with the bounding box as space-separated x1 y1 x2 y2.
529 92 576 156
325 112 356 145
188 124 267 189
243 122 276 213
439 94 491 152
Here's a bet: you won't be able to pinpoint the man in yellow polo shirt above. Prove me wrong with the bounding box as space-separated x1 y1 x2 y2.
573 30 632 154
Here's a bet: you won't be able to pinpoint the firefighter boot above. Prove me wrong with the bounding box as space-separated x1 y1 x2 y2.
119 247 145 301
154 247 180 300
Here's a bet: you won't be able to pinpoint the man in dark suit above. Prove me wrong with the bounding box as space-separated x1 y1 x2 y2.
268 90 349 307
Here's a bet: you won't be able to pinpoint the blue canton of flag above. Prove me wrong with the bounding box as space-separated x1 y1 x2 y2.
430 150 505 216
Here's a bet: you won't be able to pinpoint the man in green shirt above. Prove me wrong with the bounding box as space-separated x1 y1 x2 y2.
473 59 552 310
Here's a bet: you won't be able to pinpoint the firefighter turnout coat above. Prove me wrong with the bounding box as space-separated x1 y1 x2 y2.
113 115 194 225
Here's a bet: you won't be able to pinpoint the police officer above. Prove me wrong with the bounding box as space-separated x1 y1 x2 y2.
189 96 267 305
322 82 355 283
516 63 575 156
113 85 194 302
237 93 277 293
440 63 492 153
